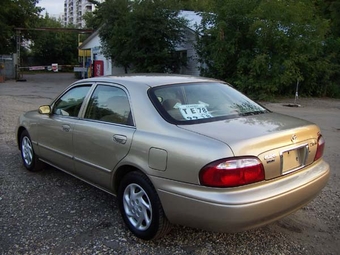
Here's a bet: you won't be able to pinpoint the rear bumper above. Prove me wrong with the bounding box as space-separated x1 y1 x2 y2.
151 160 329 232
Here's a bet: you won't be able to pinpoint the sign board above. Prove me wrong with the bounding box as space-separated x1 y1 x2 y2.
52 63 58 72
73 67 88 72
92 46 101 54
93 60 104 77
29 66 45 71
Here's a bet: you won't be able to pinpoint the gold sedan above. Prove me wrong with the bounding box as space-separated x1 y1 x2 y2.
16 75 330 240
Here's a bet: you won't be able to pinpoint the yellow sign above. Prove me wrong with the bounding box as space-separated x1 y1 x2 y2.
78 42 91 57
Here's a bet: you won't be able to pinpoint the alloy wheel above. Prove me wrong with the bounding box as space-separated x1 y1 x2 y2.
21 136 33 166
123 183 152 231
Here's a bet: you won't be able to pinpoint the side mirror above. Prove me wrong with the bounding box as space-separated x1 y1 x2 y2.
38 105 51 114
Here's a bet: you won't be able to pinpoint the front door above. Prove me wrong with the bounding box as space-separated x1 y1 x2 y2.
38 85 92 173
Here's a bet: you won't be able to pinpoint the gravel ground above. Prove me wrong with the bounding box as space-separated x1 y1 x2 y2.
0 73 339 254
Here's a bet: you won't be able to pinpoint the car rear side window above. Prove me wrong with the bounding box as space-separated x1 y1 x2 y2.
149 82 267 124
53 86 91 117
84 85 133 126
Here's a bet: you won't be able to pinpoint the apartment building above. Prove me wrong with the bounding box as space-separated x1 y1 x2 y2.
64 0 102 28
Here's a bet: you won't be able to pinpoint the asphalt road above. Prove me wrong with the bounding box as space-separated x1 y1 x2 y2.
0 73 339 254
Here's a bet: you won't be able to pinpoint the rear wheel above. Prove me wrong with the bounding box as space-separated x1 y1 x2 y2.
20 130 44 171
117 171 172 240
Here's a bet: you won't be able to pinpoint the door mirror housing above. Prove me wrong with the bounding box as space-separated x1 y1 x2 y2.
38 105 51 114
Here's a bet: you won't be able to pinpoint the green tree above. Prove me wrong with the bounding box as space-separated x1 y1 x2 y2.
91 0 188 73
197 0 330 99
83 0 103 30
172 0 213 11
247 0 329 97
315 0 340 97
196 0 260 88
29 15 79 65
0 0 42 54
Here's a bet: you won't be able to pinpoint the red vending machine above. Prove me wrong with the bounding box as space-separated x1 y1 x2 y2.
93 60 104 77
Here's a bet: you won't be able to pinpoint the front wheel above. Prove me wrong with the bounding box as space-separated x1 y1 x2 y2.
20 130 44 172
117 171 172 240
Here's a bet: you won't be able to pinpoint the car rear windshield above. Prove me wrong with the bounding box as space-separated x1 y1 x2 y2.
149 82 268 124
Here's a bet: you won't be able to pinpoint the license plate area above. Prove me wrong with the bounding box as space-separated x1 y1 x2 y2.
280 144 308 174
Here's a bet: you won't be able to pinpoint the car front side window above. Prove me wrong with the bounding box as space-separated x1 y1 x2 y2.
84 85 133 126
53 86 91 117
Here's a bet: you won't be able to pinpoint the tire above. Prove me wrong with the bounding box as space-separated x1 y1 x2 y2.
118 171 172 240
20 130 44 172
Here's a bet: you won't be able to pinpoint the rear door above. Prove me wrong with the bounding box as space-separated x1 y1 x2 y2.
73 83 136 190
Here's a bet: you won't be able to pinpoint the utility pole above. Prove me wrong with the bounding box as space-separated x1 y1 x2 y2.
294 80 299 105
16 30 23 81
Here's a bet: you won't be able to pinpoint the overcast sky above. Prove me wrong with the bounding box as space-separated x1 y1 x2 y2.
38 0 64 16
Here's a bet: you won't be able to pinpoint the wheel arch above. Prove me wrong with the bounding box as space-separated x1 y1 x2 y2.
17 126 27 150
113 165 150 195
115 165 172 239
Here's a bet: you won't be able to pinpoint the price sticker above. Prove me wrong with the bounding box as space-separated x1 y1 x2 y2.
176 104 213 120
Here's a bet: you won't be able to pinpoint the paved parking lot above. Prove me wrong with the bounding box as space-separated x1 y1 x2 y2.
0 73 339 254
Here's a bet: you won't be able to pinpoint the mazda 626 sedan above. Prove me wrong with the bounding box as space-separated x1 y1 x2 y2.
17 74 330 240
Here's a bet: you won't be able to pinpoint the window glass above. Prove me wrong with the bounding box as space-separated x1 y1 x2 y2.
150 82 267 123
85 85 133 125
53 86 91 117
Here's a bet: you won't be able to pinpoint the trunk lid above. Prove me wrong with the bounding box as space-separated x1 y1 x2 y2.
179 112 321 179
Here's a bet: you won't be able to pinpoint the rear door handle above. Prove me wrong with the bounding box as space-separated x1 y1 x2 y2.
113 134 127 144
62 124 71 132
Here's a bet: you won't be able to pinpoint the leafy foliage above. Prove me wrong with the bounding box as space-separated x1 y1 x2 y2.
171 0 214 11
92 0 188 73
83 0 103 30
196 0 338 99
29 15 79 65
0 0 42 54
315 0 340 97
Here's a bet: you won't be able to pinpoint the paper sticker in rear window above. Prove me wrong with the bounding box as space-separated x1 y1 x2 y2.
176 104 213 120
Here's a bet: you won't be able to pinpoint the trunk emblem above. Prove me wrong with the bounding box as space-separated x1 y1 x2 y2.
264 154 276 163
291 134 297 143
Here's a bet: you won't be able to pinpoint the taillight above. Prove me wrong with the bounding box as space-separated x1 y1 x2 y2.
199 157 265 187
314 135 325 161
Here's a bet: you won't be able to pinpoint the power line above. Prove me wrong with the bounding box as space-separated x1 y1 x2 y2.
14 27 93 33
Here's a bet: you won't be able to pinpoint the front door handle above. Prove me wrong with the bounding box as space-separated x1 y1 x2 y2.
62 124 71 132
113 134 127 144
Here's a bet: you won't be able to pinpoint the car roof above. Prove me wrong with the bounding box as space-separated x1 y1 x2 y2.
77 74 222 87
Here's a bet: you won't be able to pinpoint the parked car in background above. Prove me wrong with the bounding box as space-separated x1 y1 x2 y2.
17 74 330 240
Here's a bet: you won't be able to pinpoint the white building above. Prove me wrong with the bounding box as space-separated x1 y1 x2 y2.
64 0 104 28
175 10 203 76
78 30 114 76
